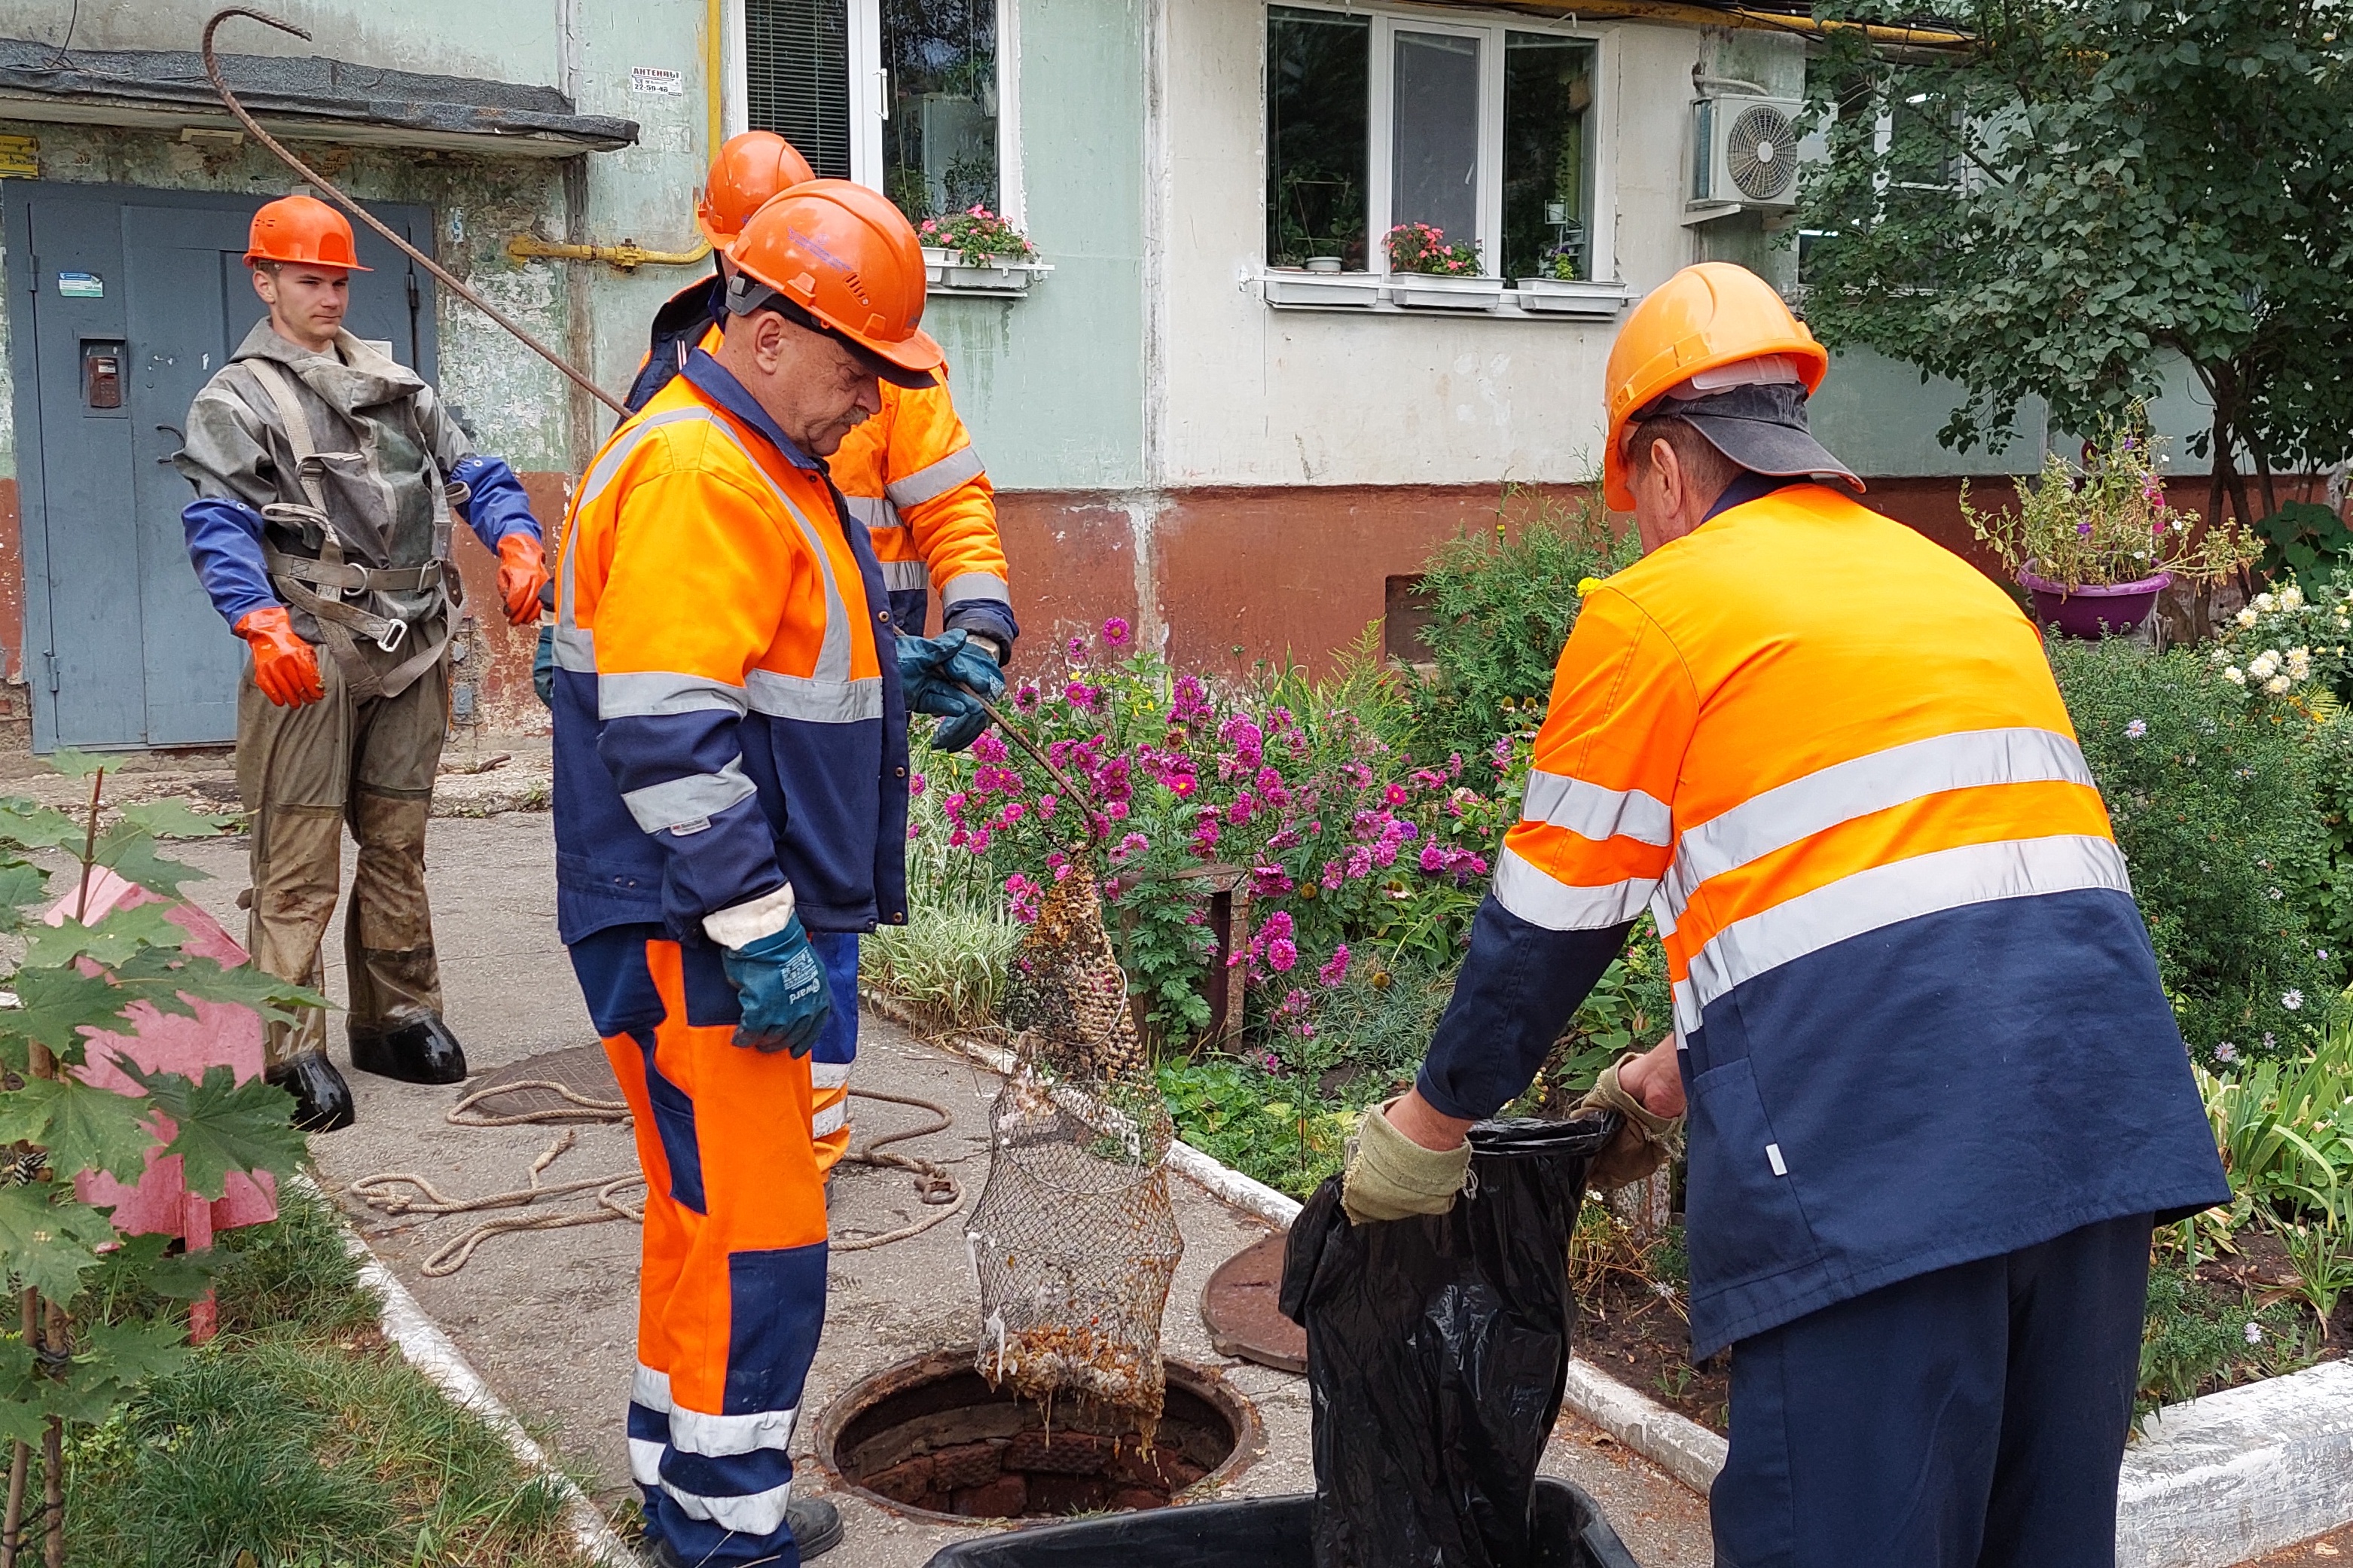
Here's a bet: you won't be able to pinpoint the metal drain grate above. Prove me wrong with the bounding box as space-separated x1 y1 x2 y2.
459 1042 626 1123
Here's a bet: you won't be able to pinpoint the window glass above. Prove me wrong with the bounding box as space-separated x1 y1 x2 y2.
745 0 853 179
1267 7 1370 268
1390 30 1481 268
882 0 999 221
1503 33 1595 282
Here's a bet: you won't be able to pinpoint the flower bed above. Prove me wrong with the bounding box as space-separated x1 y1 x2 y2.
867 488 2353 1423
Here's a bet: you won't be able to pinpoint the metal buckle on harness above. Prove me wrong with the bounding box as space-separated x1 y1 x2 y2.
373 616 408 655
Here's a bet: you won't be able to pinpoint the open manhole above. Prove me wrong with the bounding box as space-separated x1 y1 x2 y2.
814 1349 1261 1523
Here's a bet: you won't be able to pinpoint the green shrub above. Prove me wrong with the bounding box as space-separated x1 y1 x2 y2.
1401 485 1637 764
2138 1262 2315 1419
2050 639 2338 1063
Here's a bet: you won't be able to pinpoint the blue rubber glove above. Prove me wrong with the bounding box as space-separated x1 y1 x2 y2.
720 914 832 1056
533 624 555 709
897 629 1004 754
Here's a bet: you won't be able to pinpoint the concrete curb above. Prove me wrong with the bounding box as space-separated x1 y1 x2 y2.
297 1176 634 1568
2117 1356 2353 1568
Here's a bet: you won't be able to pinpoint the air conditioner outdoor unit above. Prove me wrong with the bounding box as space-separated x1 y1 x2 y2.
1691 95 1805 210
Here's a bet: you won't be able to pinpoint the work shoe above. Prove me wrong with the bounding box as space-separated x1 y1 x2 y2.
644 1499 842 1564
348 1015 469 1085
264 1051 356 1133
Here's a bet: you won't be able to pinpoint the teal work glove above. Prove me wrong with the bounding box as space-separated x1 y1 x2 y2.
896 628 1004 753
533 624 555 709
720 914 832 1057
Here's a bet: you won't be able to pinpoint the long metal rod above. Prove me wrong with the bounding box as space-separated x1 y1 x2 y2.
200 7 630 420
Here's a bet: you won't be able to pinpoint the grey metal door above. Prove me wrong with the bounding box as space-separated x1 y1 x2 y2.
5 182 435 751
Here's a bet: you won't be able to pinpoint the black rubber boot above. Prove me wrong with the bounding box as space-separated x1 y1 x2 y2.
264 1051 356 1133
348 1015 469 1085
645 1498 841 1566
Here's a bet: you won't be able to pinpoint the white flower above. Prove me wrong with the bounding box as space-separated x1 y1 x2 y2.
2251 651 2281 679
2216 1041 2240 1062
2281 584 2306 609
2269 887 2285 901
2266 675 2293 694
2287 648 2313 678
2223 666 2247 685
2256 592 2278 612
2282 990 2304 1011
2125 718 2148 738
2264 1032 2277 1048
2236 607 2262 628
2319 950 2330 961
2245 1320 2265 1345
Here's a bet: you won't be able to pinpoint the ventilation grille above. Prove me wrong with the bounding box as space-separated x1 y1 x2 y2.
1725 102 1798 201
745 0 852 180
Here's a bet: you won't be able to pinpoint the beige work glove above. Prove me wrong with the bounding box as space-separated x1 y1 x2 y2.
1341 1099 1473 1225
1576 1054 1686 1191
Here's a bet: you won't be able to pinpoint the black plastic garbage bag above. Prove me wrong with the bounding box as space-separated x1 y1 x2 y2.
919 1476 1635 1568
1278 1113 1623 1568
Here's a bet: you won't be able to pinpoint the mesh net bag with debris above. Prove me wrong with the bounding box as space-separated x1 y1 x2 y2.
968 862 1184 1422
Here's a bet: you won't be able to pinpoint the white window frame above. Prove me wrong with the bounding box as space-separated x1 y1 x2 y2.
723 0 1026 228
1269 0 1617 287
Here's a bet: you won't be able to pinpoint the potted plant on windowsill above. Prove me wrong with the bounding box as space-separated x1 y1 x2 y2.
1964 413 2255 639
1384 222 1502 311
1511 245 1629 317
918 207 1051 295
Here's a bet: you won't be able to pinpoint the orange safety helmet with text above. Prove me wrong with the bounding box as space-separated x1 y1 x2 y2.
726 179 942 380
244 194 370 273
1602 262 1826 510
697 131 819 252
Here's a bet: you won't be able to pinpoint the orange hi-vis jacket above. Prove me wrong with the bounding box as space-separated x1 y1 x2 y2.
1416 480 2226 1359
627 276 1015 651
550 350 908 947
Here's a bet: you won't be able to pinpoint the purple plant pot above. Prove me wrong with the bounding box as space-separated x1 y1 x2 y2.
2016 566 2173 639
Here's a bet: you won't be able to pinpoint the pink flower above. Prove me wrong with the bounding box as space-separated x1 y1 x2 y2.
1106 800 1130 822
910 773 927 796
1262 911 1295 942
1015 681 1042 711
1067 635 1089 664
1268 937 1299 972
1038 794 1058 819
1227 792 1256 825
1420 841 1447 874
1065 681 1103 711
1169 673 1213 725
1384 782 1408 807
1250 864 1293 897
1319 945 1350 987
971 731 1009 764
1103 617 1131 646
969 827 992 853
1110 831 1151 864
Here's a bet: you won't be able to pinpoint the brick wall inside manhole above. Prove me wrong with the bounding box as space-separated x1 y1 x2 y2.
815 1349 1260 1522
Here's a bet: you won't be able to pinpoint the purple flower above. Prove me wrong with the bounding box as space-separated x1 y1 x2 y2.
1319 945 1350 987
1103 617 1132 646
1169 673 1213 725
1067 635 1089 664
1015 681 1042 712
2076 520 2094 538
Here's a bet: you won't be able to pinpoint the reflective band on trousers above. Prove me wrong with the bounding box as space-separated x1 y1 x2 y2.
1680 833 2132 1023
1520 770 1674 847
1662 726 2096 913
621 759 758 834
1491 843 1657 931
812 1100 847 1137
942 570 1012 608
884 444 984 508
664 1475 792 1536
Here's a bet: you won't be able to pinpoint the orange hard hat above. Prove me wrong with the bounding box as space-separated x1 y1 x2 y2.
1602 262 1826 510
724 179 942 383
697 131 819 252
244 194 370 272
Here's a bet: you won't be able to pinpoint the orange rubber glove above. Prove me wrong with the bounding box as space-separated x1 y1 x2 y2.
234 606 325 708
496 534 551 627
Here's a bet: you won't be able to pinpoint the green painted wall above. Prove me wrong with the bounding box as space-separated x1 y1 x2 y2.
923 0 1149 492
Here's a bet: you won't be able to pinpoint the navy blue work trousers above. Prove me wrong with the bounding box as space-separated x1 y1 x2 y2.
1711 1212 2154 1568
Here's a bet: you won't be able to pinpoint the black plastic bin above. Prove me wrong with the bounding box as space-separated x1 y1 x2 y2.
918 1476 1639 1567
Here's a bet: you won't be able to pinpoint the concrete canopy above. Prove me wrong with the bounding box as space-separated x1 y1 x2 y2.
0 38 637 157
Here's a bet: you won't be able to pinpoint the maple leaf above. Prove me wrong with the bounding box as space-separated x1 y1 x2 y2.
0 1183 118 1304
0 1075 157 1185
120 1064 304 1200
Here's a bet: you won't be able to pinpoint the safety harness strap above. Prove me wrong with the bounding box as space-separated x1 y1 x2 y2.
244 358 451 702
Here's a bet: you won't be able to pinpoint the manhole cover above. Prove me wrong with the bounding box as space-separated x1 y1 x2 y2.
457 1042 627 1124
1201 1232 1304 1374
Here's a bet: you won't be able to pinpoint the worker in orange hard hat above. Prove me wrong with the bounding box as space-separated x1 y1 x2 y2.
551 181 993 1568
174 193 551 1133
1335 263 2226 1564
554 130 1018 1185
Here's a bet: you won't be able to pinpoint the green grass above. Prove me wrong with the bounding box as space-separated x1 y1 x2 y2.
2136 1261 2323 1423
58 1182 590 1568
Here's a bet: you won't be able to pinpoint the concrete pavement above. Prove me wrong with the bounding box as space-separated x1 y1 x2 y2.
152 801 1715 1566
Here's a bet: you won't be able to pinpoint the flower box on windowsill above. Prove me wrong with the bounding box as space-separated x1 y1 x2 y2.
1260 267 1385 309
1510 276 1632 317
1388 272 1505 311
920 246 1052 297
